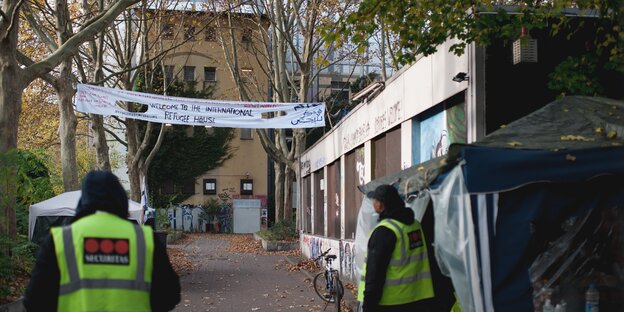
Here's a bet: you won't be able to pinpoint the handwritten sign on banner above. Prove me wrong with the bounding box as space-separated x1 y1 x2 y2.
75 84 326 128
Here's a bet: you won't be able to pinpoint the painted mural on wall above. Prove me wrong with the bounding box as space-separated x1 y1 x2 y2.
301 234 357 283
446 103 467 145
420 110 449 162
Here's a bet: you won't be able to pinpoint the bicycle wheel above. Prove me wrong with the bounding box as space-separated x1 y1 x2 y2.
313 272 332 303
333 274 343 312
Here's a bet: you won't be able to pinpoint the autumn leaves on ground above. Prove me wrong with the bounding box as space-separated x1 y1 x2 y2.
168 233 302 274
168 234 354 312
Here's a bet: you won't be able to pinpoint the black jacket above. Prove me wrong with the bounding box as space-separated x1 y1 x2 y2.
23 230 181 312
362 207 436 312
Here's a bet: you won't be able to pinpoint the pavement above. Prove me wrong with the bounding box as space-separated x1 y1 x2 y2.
172 236 353 312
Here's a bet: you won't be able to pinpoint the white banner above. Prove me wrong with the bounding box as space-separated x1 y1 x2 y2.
75 84 326 128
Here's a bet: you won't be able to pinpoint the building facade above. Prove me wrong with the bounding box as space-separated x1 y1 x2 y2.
298 39 476 282
151 7 270 211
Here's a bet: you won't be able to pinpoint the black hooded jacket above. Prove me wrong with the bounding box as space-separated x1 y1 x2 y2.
362 207 435 312
24 171 181 312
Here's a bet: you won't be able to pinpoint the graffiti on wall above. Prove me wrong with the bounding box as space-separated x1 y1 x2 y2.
355 147 366 185
374 101 402 133
340 240 356 281
167 205 208 232
214 189 235 233
343 121 371 151
356 161 366 185
301 234 357 283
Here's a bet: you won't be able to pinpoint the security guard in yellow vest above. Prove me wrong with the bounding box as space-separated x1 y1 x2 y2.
25 171 180 312
358 185 435 312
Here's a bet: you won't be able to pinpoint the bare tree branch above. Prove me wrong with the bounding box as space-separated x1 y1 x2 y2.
24 0 141 82
6 0 25 40
132 121 154 169
104 127 128 147
15 51 59 89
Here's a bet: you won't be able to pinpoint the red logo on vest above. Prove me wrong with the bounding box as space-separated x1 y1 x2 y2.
83 238 130 265
408 230 424 249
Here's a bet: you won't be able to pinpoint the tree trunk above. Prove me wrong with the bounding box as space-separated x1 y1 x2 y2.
380 19 388 81
274 163 284 223
126 119 141 201
0 151 18 237
140 123 166 184
0 0 24 238
91 114 111 171
57 59 79 191
283 167 293 222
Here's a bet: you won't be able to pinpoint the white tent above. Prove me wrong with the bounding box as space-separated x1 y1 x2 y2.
28 191 143 241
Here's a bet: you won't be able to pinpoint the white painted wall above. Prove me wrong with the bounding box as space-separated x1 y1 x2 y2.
401 120 413 170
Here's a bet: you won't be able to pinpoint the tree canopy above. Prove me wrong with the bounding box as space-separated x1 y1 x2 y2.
341 0 623 69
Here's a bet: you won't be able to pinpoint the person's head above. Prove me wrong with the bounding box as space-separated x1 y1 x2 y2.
367 184 404 214
74 170 128 221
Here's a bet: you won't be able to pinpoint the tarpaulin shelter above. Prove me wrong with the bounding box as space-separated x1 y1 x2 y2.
357 96 624 312
29 191 143 245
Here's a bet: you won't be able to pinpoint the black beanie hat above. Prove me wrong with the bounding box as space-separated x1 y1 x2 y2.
76 170 128 219
366 184 404 211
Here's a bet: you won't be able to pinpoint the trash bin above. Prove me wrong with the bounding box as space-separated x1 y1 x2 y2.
154 231 167 246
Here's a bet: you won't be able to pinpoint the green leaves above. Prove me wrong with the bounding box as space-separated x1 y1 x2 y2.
338 0 623 68
547 55 605 96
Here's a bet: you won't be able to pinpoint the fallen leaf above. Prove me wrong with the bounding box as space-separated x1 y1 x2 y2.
500 124 507 128
508 141 523 147
595 127 604 133
560 135 594 142
607 131 617 139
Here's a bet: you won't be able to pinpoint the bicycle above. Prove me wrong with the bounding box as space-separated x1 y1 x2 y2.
312 248 344 312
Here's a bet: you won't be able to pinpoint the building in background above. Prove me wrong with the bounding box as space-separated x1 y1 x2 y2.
144 2 270 212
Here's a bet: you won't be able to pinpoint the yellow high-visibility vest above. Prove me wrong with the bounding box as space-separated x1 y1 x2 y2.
357 218 434 305
51 212 154 311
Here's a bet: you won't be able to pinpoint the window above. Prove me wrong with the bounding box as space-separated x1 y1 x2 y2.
241 28 252 44
164 65 174 82
205 27 217 41
162 24 174 39
240 128 252 140
203 179 217 195
183 66 195 82
184 26 196 41
331 80 350 102
204 67 216 82
240 179 253 195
